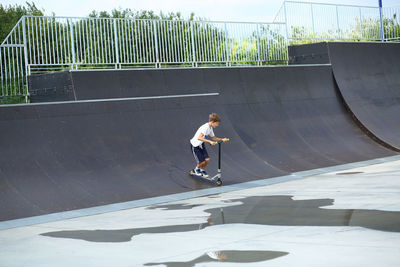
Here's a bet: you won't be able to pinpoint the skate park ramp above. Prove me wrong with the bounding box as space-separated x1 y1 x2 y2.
28 69 220 102
1 49 397 221
328 42 400 151
289 42 400 151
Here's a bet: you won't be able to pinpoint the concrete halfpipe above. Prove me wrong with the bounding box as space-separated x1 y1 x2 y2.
328 42 400 151
1 43 397 221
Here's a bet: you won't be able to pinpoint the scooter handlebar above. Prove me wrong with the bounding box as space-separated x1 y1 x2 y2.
209 139 229 146
217 138 230 144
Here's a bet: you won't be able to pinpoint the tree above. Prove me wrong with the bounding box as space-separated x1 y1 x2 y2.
88 8 195 21
0 2 44 44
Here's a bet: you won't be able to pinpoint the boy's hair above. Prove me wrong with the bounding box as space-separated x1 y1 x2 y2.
209 113 221 122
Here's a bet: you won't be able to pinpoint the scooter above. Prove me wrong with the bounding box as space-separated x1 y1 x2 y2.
189 139 229 186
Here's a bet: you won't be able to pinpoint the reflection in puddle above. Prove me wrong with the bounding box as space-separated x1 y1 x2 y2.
41 195 400 243
146 204 202 210
144 250 288 266
336 172 364 175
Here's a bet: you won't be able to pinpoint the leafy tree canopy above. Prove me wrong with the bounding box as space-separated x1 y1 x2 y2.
89 8 197 21
0 1 44 43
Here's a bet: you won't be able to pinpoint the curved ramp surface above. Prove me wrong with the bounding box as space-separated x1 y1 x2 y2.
0 95 286 221
204 66 393 172
328 42 400 151
0 66 395 221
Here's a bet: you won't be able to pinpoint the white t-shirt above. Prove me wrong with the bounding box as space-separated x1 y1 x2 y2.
190 122 215 147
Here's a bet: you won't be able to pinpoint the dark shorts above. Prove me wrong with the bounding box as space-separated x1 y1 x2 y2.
190 143 209 163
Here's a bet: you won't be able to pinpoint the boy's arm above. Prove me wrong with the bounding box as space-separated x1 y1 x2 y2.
198 133 217 145
211 136 229 142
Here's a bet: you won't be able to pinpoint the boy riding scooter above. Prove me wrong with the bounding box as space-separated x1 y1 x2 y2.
189 113 229 178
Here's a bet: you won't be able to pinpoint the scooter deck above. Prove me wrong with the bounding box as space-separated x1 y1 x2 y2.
189 169 222 186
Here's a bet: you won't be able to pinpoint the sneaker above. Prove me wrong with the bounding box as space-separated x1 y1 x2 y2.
201 170 209 178
194 168 203 176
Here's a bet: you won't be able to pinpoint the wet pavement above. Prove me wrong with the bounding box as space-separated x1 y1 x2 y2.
144 250 289 266
1 159 400 266
41 195 400 243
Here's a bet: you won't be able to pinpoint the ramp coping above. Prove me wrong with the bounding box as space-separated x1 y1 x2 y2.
68 63 332 72
0 92 220 108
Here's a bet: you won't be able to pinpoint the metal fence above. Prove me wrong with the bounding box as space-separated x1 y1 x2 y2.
383 5 400 41
0 17 26 98
274 1 400 43
0 17 287 98
1 1 400 100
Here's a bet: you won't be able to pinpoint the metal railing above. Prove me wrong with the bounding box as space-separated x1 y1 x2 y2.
383 5 400 41
0 16 287 98
1 1 400 100
0 17 27 98
274 1 400 43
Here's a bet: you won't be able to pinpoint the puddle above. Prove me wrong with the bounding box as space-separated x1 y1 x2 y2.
41 224 201 243
144 250 288 266
41 195 400 243
146 204 202 210
336 171 364 175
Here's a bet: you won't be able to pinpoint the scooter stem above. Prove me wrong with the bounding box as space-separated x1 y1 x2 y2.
218 142 221 171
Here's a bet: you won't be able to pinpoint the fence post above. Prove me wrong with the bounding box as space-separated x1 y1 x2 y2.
153 20 160 68
22 16 30 102
336 5 341 39
69 18 76 69
0 47 3 97
114 19 120 69
224 23 230 66
190 21 197 67
283 1 290 44
379 0 385 42
311 3 315 42
256 24 261 66
359 8 363 40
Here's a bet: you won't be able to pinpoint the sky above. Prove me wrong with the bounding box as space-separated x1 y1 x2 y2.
2 0 400 22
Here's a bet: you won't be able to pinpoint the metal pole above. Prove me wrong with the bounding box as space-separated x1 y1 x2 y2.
311 3 315 42
359 8 363 40
224 23 229 66
0 48 3 97
218 142 221 171
114 19 119 69
256 24 261 66
283 1 290 62
153 20 159 68
190 21 196 67
69 18 76 69
284 1 290 44
336 5 341 39
379 0 385 42
22 16 30 102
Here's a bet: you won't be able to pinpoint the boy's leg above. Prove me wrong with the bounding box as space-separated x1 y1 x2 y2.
199 158 210 177
200 143 210 175
191 144 205 175
200 144 210 170
191 144 211 177
199 144 210 177
197 158 210 169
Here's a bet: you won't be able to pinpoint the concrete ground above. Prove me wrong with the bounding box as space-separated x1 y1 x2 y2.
1 156 400 267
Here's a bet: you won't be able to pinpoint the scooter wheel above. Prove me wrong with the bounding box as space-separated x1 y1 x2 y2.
216 180 222 186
